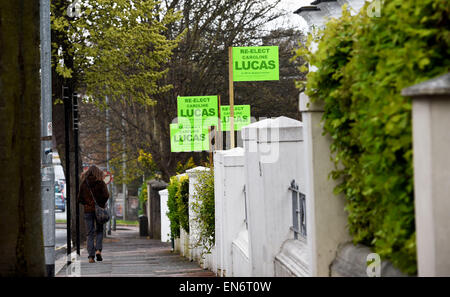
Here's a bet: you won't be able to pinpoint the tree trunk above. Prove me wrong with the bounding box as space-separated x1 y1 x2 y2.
0 0 45 276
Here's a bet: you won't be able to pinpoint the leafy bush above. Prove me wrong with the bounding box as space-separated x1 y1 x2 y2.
176 157 196 175
191 169 215 254
138 182 148 216
166 174 190 238
294 1 449 274
167 176 180 238
176 175 190 233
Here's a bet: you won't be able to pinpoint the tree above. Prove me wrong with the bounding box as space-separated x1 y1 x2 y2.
138 0 291 179
68 0 185 105
51 0 184 234
0 0 45 276
59 0 304 183
52 0 185 181
234 28 306 120
51 0 85 246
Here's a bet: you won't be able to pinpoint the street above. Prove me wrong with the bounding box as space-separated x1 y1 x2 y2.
55 208 66 221
56 226 215 277
55 208 67 262
55 227 66 248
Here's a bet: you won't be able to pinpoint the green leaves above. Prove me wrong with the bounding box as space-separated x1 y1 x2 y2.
166 168 214 259
176 176 190 233
167 175 190 237
167 176 181 238
53 0 184 106
294 0 450 274
191 169 215 256
138 182 148 216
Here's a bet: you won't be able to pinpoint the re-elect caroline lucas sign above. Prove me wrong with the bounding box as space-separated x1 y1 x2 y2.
171 95 218 152
177 95 219 127
232 46 279 82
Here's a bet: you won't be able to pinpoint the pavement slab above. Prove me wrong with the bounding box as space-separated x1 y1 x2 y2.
56 226 215 277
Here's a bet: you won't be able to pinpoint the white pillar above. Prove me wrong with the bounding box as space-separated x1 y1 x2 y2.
300 93 351 277
241 116 305 276
159 189 170 243
402 73 450 276
214 148 246 277
186 166 210 263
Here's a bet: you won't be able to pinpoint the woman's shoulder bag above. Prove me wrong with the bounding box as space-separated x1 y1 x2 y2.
86 180 110 224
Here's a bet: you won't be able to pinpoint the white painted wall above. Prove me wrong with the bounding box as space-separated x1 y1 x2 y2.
231 229 251 277
159 189 170 243
186 166 211 265
274 239 310 276
241 116 306 277
179 228 189 258
300 93 351 276
173 173 189 256
404 73 450 276
214 152 225 276
214 147 248 277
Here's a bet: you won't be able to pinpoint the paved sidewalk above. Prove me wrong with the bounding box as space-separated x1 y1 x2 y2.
56 226 215 277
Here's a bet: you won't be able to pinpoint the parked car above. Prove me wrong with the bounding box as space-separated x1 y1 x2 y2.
55 193 65 212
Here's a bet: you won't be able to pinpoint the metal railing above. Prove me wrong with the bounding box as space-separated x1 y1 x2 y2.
289 180 306 240
243 185 248 229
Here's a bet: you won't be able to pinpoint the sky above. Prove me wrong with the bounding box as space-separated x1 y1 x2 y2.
265 0 312 32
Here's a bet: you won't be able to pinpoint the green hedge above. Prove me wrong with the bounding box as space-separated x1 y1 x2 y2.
167 176 180 238
167 175 190 238
138 182 148 216
176 176 190 233
295 1 449 274
191 169 215 253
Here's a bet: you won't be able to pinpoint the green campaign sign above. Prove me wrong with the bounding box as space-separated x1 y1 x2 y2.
170 123 209 152
220 105 251 131
172 95 217 152
232 46 279 82
177 95 218 128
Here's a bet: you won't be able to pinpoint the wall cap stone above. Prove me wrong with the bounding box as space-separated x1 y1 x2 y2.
223 147 245 167
147 179 168 190
232 229 249 258
274 239 310 277
158 189 168 195
186 166 210 178
299 92 325 112
241 116 303 142
330 242 410 277
243 116 302 130
401 72 450 98
214 148 245 167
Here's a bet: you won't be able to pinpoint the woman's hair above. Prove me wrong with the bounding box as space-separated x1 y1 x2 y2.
81 165 104 183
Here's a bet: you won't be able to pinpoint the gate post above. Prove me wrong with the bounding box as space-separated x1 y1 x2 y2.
300 93 351 277
402 73 450 276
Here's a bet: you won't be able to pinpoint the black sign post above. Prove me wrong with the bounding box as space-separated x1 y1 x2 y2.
63 86 72 266
73 92 80 256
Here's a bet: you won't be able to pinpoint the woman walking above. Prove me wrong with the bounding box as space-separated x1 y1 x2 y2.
78 165 110 263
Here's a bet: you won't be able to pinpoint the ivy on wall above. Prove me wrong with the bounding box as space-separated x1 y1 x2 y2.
294 1 449 274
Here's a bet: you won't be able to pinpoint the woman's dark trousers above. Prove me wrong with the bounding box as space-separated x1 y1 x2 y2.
84 212 103 258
